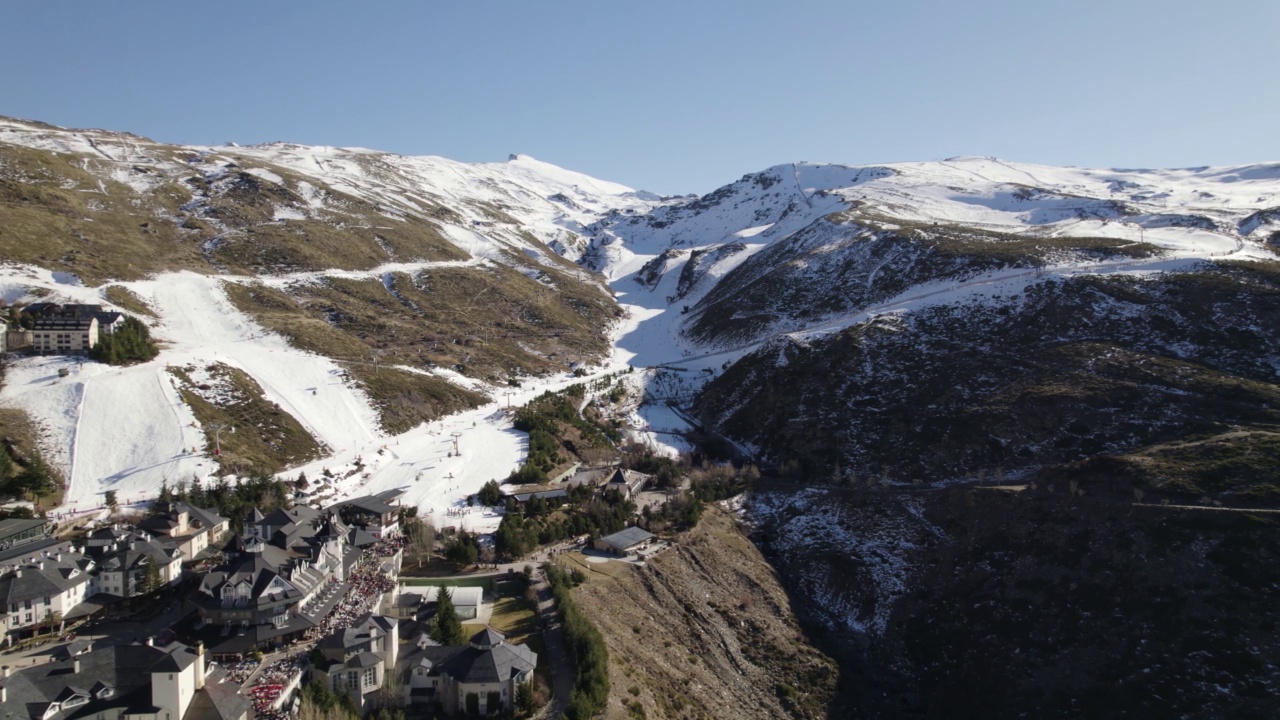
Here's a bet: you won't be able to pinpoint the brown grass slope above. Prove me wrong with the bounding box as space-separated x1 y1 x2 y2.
222 281 489 435
168 363 325 475
0 144 204 283
571 507 837 720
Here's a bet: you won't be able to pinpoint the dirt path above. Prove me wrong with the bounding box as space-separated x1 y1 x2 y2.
532 569 574 718
1133 503 1280 514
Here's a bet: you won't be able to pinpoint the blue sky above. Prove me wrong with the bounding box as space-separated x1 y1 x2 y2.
1 1 1276 194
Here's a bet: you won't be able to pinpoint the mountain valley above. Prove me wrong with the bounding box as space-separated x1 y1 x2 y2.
1 116 1279 717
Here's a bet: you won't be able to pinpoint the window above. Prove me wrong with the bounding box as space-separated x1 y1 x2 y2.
363 668 376 688
347 671 359 691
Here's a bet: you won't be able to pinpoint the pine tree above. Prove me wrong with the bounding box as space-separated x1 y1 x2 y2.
478 479 503 506
516 681 535 714
140 558 163 595
0 447 12 484
431 587 464 645
16 454 54 502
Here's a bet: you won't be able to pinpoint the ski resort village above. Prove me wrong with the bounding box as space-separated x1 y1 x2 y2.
0 112 1279 720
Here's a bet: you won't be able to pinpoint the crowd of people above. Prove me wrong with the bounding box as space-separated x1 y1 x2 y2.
224 658 260 685
303 552 397 641
370 534 405 558
248 653 307 720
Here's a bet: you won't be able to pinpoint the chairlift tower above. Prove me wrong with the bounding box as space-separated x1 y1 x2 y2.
451 431 462 457
211 422 234 456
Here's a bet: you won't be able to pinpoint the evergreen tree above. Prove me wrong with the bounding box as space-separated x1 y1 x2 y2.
443 531 479 566
104 490 119 515
431 587 465 646
0 447 12 484
15 454 54 502
477 479 503 506
140 558 163 595
92 316 158 366
516 680 535 715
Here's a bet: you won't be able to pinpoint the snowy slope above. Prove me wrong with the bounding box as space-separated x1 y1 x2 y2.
0 265 633 524
0 116 673 519
0 115 668 271
591 157 1280 363
4 113 1279 525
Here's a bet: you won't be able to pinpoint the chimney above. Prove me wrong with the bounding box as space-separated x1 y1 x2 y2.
195 642 206 690
145 637 153 647
37 561 44 571
2 666 9 678
73 658 80 674
13 570 19 578
1 684 6 703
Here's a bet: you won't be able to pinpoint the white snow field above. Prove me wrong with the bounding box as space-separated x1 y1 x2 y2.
2 114 1278 524
0 264 635 523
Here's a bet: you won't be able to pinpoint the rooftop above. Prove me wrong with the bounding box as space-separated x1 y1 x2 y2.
597 526 655 551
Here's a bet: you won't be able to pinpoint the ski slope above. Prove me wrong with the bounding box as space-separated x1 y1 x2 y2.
2 126 1278 524
0 263 632 523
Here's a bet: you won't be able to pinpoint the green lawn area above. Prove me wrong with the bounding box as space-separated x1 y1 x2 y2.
463 596 539 645
400 575 495 590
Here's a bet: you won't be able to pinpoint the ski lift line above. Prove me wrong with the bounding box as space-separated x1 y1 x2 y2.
791 163 814 209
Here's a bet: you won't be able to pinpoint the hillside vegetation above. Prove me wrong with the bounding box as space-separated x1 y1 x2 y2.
568 506 837 720
697 261 1280 504
750 485 1280 719
169 362 326 475
222 282 489 434
684 216 1159 346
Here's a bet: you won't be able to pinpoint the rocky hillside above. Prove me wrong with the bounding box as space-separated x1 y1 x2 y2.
568 506 837 720
749 484 1279 719
694 261 1280 501
585 157 1280 356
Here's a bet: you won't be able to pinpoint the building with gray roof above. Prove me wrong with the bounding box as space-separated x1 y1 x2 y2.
0 520 50 551
313 614 399 712
138 503 230 562
405 627 536 716
329 489 404 540
0 550 95 639
0 640 249 720
31 316 97 355
190 508 355 655
88 530 183 600
594 526 656 556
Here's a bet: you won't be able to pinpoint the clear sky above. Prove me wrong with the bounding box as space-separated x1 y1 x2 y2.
1 1 1276 195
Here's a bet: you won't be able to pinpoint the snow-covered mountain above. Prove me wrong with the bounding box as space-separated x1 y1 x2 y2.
589 156 1280 355
0 116 671 522
0 116 662 266
3 114 1280 532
